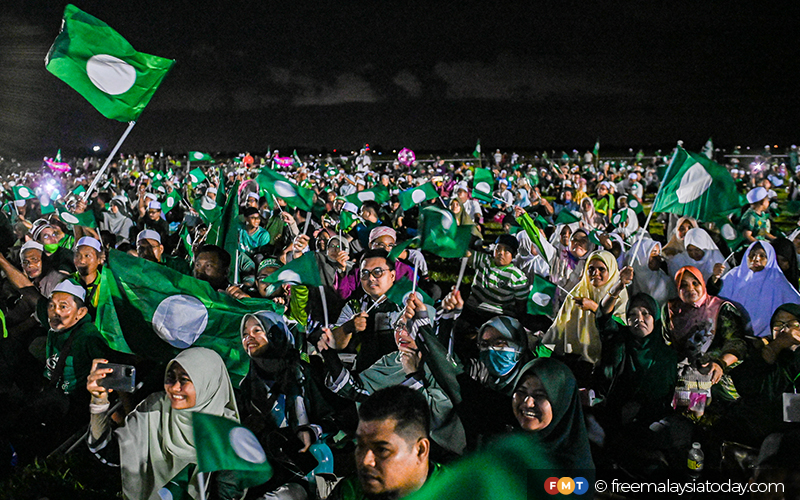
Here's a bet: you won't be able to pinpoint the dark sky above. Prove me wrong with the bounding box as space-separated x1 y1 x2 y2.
1 1 797 160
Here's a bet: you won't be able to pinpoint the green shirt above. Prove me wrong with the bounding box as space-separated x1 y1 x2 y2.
330 462 443 500
738 207 771 241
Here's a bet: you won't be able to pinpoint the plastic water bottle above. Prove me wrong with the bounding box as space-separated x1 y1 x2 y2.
687 442 704 477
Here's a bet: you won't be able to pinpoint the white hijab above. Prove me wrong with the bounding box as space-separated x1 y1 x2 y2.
720 241 800 338
667 228 725 283
631 238 678 307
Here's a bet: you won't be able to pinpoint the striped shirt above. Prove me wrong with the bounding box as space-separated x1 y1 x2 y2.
468 252 530 314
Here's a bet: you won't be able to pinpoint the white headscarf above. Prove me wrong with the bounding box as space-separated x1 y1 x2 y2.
631 238 678 307
667 228 726 282
117 348 239 500
720 241 800 338
514 230 551 279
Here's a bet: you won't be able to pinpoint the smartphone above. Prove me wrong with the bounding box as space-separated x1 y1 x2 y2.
97 363 136 393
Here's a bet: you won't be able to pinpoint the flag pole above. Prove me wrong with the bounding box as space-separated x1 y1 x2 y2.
411 259 419 296
82 121 137 201
197 471 207 500
629 143 682 266
272 195 284 214
455 256 469 292
319 285 330 327
303 211 312 235
557 283 575 298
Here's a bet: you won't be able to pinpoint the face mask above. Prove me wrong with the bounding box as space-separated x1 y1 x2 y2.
479 346 521 377
44 243 59 254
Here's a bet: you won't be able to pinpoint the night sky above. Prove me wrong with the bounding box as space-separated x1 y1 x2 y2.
1 1 797 160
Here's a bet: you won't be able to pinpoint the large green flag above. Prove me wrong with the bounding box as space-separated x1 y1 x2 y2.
95 250 274 384
208 182 240 277
188 168 207 185
262 251 322 288
343 186 390 207
45 4 174 122
193 413 274 489
189 151 214 162
398 183 439 211
256 169 315 212
418 206 472 258
472 168 494 203
652 147 745 221
527 274 557 317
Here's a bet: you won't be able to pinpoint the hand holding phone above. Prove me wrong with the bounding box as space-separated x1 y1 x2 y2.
96 363 136 393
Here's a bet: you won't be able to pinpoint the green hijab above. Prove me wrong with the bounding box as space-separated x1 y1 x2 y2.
513 358 594 470
117 347 239 500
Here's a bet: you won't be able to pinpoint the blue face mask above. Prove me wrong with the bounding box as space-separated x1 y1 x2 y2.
480 347 521 377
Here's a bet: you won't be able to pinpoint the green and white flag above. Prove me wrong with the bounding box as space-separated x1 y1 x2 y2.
293 150 303 167
193 198 222 226
610 209 628 227
344 186 391 207
517 212 554 262
418 206 472 258
13 186 36 200
472 168 494 203
472 140 481 159
193 413 274 489
527 274 557 317
95 250 277 384
338 203 360 231
385 277 433 307
72 185 86 196
208 182 240 277
398 182 439 211
39 195 56 215
627 197 644 214
163 190 182 214
713 216 746 252
188 168 207 185
593 139 600 158
652 147 745 221
44 4 174 122
701 137 714 159
256 168 315 212
58 208 96 228
635 149 645 162
189 151 214 162
262 251 322 288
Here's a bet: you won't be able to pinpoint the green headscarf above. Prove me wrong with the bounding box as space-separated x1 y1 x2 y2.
512 358 594 470
117 347 239 500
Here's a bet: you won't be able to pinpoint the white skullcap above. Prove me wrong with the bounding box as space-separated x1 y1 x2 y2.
247 192 259 200
51 280 86 301
746 187 768 204
14 199 26 207
148 201 162 210
137 229 161 244
76 236 102 253
20 240 44 259
206 187 218 195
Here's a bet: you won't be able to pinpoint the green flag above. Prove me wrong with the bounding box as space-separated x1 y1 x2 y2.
338 203 360 232
385 277 433 307
635 149 645 162
188 168 207 185
95 250 274 384
193 413 274 489
193 198 223 226
398 183 439 211
472 140 481 159
472 168 494 203
13 186 36 200
627 197 644 214
418 206 472 258
388 238 418 262
72 185 86 196
189 151 214 162
256 169 315 212
343 186 390 207
554 209 581 225
713 216 746 252
293 150 302 167
527 274 557 317
652 147 745 221
208 182 240 277
593 139 600 158
163 190 182 214
701 137 714 159
58 208 96 228
262 251 322 288
44 4 174 122
517 212 551 261
40 195 56 215
610 209 628 227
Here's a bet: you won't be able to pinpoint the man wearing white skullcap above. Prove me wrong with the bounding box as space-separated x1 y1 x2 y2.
71 237 105 317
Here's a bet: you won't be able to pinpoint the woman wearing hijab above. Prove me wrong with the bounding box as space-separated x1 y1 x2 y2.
771 237 800 291
579 197 605 231
664 267 747 418
550 228 596 312
661 216 698 258
543 250 630 366
510 358 595 470
666 228 726 285
718 241 800 338
87 348 243 499
630 239 677 306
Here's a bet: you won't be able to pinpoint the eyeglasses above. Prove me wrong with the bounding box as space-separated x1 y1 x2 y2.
328 243 342 250
371 242 396 251
476 338 514 350
512 388 548 403
359 267 390 280
773 320 800 331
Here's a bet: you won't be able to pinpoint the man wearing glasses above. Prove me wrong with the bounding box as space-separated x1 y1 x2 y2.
329 249 404 372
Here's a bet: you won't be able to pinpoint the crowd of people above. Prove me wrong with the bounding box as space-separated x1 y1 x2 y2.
1 144 800 499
